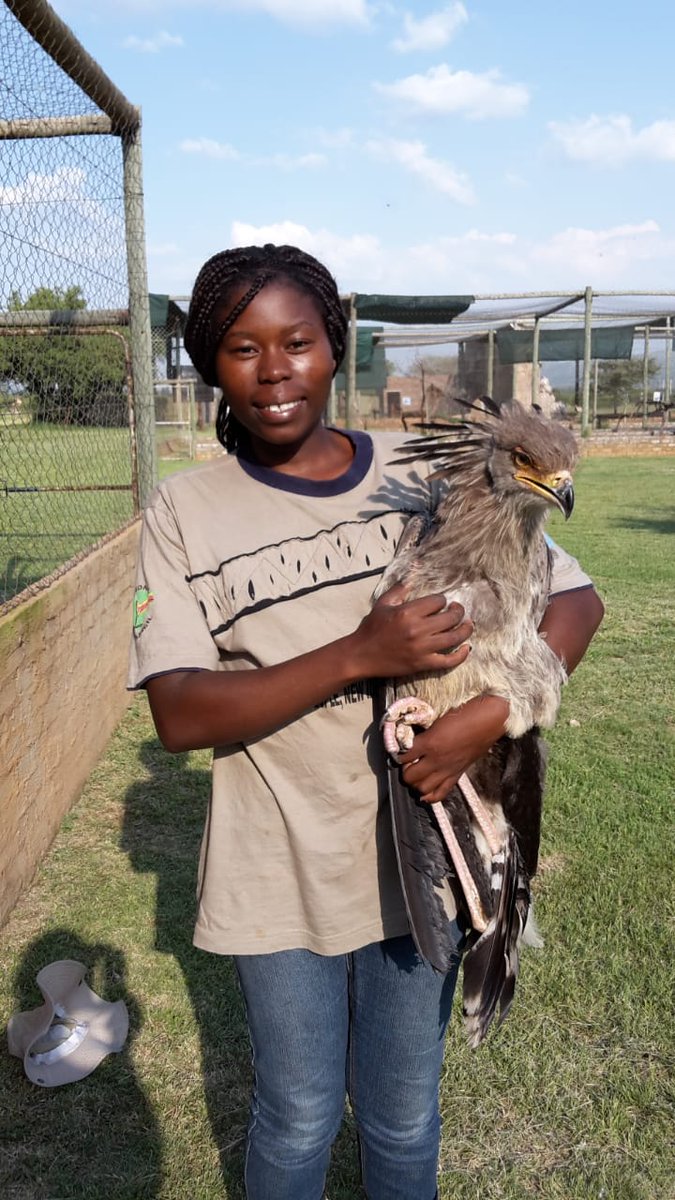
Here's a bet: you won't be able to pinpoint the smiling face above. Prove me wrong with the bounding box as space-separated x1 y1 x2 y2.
213 279 336 462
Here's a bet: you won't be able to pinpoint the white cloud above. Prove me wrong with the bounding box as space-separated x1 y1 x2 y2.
0 166 126 295
366 138 474 203
179 140 325 169
123 30 183 53
180 138 240 160
0 166 86 205
549 114 675 167
374 63 529 119
230 220 384 290
145 218 675 297
530 220 663 281
392 3 467 54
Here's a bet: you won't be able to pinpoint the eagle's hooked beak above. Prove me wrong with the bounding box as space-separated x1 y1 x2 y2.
515 470 575 519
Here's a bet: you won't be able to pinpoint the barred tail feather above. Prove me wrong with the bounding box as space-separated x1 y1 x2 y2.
461 831 530 1048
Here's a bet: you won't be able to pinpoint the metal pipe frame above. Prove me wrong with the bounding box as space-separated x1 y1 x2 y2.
0 114 114 140
122 126 157 507
5 0 139 133
0 309 129 328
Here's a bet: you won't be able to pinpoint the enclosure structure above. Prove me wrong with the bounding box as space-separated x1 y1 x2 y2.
344 290 675 434
0 0 154 924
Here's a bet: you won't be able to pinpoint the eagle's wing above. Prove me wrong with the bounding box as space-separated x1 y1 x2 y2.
386 760 472 973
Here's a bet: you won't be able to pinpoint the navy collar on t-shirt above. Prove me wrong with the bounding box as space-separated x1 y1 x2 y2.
236 429 373 497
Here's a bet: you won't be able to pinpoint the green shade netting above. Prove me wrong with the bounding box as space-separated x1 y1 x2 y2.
497 325 635 363
354 294 474 324
148 294 186 331
335 328 387 390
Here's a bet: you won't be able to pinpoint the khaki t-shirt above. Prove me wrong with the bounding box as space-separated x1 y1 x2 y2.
128 431 592 956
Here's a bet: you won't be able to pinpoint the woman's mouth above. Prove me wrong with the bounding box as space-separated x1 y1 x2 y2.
257 398 304 418
263 401 300 414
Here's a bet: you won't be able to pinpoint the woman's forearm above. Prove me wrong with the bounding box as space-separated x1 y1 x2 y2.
146 634 364 752
539 586 604 673
146 590 472 752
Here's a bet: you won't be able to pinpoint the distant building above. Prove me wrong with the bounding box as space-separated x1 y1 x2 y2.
385 365 458 423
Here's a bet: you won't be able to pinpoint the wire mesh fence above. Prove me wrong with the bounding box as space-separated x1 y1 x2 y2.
0 0 153 610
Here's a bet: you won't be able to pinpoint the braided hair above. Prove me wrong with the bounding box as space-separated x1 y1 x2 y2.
183 244 348 452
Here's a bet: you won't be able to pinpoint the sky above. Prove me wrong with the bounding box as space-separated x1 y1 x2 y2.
47 0 675 303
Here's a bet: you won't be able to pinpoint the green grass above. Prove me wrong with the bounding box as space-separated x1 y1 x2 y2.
1 456 674 1199
0 423 135 604
0 418 203 606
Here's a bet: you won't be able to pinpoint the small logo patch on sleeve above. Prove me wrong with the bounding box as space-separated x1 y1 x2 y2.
133 585 155 637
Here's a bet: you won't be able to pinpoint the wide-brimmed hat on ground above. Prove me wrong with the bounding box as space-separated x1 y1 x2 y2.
7 959 129 1087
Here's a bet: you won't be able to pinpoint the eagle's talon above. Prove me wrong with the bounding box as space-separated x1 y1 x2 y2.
381 696 437 758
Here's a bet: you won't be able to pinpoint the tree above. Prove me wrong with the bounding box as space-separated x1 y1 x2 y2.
0 286 127 426
596 357 660 416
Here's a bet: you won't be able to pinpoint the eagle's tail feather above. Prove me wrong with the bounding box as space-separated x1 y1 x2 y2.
461 830 530 1048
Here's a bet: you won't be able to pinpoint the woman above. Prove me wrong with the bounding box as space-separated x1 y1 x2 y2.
128 243 603 1200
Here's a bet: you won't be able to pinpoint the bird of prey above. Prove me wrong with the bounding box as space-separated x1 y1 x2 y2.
375 397 578 1046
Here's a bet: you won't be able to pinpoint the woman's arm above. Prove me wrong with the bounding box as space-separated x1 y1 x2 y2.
146 587 473 752
537 584 605 673
396 585 604 803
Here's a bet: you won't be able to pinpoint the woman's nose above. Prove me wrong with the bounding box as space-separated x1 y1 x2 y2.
258 348 290 382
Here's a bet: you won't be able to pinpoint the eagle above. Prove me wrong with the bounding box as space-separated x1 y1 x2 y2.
375 397 579 1047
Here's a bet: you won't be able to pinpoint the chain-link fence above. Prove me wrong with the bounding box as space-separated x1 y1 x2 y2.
0 0 155 610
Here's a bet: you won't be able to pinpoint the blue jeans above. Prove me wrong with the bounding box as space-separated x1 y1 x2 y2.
234 934 460 1200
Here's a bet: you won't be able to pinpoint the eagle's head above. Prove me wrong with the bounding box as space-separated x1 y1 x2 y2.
483 400 578 519
398 398 579 521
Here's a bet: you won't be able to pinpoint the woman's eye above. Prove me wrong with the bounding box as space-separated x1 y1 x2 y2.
288 338 310 350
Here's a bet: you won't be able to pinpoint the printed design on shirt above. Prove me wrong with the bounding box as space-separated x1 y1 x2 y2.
188 509 414 637
133 585 155 638
317 679 377 710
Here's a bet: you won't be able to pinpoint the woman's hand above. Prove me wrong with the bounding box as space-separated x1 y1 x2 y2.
344 583 473 681
147 584 472 754
395 694 510 804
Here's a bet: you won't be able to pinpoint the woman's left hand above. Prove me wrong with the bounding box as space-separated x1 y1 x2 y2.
396 693 510 804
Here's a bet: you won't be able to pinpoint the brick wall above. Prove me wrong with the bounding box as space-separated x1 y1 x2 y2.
0 522 140 926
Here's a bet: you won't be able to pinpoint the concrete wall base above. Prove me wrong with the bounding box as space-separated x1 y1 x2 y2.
0 522 140 927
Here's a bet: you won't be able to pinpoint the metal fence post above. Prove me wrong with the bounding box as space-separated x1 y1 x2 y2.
486 329 495 398
665 317 672 411
122 123 157 507
642 327 650 427
581 286 593 436
346 294 357 429
531 318 541 408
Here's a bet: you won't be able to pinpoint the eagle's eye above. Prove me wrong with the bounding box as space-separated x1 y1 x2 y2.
513 449 533 469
